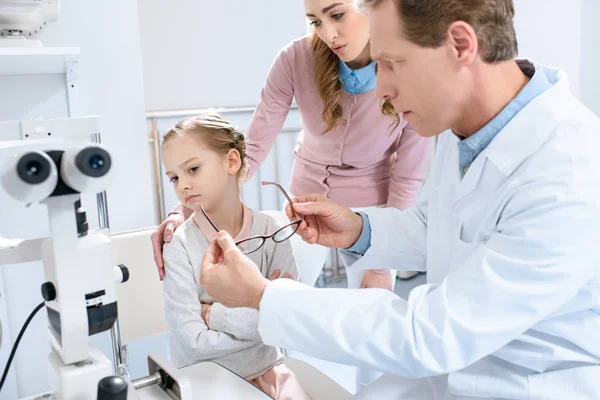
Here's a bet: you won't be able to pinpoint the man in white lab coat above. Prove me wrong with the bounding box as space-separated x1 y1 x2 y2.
200 0 600 398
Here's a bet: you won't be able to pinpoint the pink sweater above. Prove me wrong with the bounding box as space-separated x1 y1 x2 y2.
245 36 430 210
173 36 430 218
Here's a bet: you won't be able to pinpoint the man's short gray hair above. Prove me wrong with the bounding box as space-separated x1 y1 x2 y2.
355 0 518 63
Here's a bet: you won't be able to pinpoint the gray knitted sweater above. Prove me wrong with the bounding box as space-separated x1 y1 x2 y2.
162 208 298 379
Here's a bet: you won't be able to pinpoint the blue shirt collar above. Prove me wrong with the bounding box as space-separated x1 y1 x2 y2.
338 59 377 95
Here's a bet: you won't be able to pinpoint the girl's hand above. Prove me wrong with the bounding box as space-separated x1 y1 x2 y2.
201 303 212 326
360 270 393 290
268 269 292 280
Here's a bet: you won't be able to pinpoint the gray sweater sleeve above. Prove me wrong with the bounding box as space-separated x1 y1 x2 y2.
208 304 260 340
163 237 258 359
209 211 299 340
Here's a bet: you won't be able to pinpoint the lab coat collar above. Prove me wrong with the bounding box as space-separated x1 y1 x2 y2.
483 62 568 176
453 62 568 206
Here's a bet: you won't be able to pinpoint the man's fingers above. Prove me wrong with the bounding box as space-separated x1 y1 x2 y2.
285 203 296 221
281 273 292 279
216 231 243 262
292 200 333 217
268 269 281 280
295 215 318 244
291 194 327 205
200 239 221 287
216 231 237 248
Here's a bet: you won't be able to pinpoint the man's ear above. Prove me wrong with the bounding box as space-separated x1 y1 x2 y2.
447 21 479 66
227 149 242 175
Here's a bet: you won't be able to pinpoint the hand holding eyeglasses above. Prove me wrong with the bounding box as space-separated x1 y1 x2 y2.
285 194 364 250
200 182 303 255
201 192 366 309
201 231 270 309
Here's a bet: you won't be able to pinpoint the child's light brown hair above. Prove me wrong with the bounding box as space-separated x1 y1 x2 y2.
162 113 248 178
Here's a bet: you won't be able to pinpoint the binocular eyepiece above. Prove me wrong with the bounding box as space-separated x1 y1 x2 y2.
1 144 113 203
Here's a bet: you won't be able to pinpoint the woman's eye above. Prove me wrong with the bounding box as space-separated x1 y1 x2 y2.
169 176 178 183
188 166 198 174
309 20 321 27
332 12 344 20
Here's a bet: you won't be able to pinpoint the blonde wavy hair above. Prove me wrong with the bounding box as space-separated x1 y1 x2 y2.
311 33 399 133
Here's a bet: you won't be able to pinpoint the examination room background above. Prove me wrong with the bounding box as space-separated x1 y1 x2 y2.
0 1 599 399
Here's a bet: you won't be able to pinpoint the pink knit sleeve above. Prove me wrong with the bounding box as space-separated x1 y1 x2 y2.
387 122 431 210
244 45 296 180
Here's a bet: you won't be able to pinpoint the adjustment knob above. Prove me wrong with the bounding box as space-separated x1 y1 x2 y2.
97 375 128 400
41 282 56 302
115 264 129 283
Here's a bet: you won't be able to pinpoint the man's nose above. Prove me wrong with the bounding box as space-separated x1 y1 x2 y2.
375 72 396 102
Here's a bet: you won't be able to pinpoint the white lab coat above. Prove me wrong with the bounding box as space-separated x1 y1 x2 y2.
257 63 600 399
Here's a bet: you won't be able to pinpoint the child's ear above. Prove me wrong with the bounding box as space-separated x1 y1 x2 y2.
226 149 242 175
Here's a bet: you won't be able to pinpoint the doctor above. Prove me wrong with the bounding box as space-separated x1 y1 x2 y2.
200 0 600 398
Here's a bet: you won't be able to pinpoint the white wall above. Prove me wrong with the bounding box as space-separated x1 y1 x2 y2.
514 0 600 117
580 0 600 117
137 0 306 111
0 1 150 398
513 0 583 98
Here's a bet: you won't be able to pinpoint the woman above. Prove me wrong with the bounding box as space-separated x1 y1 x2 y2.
152 0 431 391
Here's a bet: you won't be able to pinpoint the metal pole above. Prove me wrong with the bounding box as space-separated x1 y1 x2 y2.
92 133 128 377
132 373 161 390
145 104 297 119
150 119 166 222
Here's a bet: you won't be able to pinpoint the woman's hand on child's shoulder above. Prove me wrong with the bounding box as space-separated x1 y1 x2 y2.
151 212 186 280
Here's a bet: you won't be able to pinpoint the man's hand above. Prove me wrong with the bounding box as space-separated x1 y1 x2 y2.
360 270 393 291
199 269 287 327
285 194 363 249
201 232 269 309
151 213 185 280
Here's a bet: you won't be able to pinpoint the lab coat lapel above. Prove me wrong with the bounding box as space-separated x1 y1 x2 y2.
452 154 485 208
453 67 569 208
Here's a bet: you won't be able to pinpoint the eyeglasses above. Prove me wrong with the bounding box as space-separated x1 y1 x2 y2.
200 181 302 255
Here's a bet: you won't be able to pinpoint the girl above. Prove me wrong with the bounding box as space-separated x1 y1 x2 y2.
154 0 431 391
160 114 310 400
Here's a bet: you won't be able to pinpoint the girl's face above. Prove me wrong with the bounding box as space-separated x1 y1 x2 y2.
305 0 370 63
162 134 237 212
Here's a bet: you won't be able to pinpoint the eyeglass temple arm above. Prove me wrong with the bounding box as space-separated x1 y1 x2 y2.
261 181 298 213
200 205 220 233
